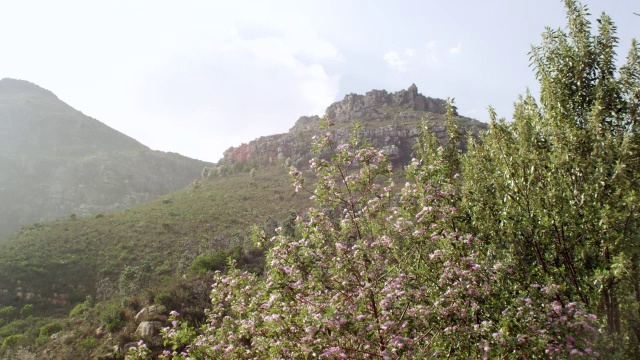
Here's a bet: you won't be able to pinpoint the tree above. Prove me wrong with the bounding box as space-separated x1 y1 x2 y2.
461 0 639 356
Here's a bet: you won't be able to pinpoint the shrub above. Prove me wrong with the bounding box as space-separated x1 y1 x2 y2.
188 251 229 276
19 304 33 317
39 322 63 337
77 336 99 351
69 296 94 318
99 303 126 332
188 246 244 276
1 334 29 350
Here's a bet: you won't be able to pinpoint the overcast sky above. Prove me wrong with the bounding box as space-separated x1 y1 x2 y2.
1 0 637 162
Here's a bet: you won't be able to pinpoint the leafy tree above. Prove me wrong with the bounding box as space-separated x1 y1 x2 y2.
461 1 639 356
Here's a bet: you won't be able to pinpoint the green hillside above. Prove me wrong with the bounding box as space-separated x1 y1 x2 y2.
0 165 309 304
0 164 314 357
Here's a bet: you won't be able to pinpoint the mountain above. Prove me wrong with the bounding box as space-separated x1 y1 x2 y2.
0 84 486 358
0 78 211 240
220 84 484 169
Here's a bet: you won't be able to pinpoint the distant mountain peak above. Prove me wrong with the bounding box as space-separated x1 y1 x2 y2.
223 84 485 167
290 84 454 132
0 78 59 100
0 79 211 240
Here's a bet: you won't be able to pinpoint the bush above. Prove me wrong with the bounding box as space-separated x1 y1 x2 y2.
19 304 33 317
69 296 93 318
1 334 29 350
0 306 16 319
39 322 63 337
99 303 126 332
35 335 51 347
188 251 229 276
77 336 98 351
188 246 244 276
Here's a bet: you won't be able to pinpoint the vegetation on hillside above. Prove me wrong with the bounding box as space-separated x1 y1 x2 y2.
124 1 639 358
0 165 312 357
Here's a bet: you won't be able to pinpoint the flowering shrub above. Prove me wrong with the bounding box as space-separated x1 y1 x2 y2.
128 124 598 359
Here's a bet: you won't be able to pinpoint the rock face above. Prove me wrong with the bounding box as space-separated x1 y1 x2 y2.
324 84 451 124
135 321 163 340
222 85 484 168
0 78 212 240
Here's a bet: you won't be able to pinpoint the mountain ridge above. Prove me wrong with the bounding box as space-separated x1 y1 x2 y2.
0 78 211 240
219 84 484 168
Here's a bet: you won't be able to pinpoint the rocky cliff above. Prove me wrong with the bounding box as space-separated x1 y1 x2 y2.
221 84 485 169
0 78 211 240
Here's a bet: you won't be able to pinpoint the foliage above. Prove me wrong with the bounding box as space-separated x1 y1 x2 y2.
38 322 63 338
460 1 640 355
0 306 16 325
99 301 128 333
119 262 152 301
0 316 49 356
77 336 99 352
19 304 33 317
188 247 243 276
1 334 29 350
69 296 94 318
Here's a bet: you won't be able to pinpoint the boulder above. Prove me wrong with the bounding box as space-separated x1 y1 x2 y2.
134 305 166 323
135 321 163 340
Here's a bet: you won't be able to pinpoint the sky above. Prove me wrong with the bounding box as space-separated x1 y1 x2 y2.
0 0 637 162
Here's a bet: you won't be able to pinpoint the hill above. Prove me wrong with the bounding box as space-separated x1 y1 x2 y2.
0 78 211 240
0 84 486 358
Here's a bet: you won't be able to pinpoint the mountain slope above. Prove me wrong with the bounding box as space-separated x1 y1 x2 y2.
0 84 486 358
0 78 211 240
0 83 486 308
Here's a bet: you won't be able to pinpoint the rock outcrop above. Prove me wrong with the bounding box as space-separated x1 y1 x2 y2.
324 84 451 124
135 321 163 340
134 305 167 323
222 84 484 168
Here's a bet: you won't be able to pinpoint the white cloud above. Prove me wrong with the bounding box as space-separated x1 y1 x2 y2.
449 42 463 55
383 48 415 72
385 41 463 71
129 15 342 161
384 51 406 71
424 41 441 66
